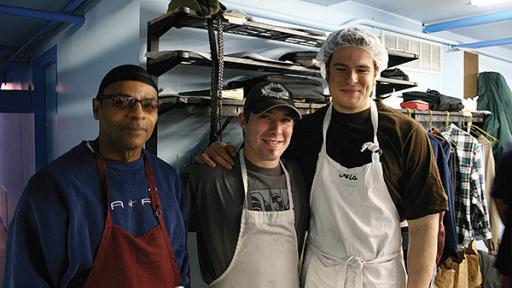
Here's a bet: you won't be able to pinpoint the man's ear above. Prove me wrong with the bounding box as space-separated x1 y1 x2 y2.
92 98 100 120
238 113 248 129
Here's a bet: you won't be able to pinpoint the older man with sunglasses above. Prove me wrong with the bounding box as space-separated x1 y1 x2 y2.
3 65 189 288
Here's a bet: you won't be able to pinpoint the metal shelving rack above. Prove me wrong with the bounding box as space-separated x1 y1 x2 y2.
146 8 486 152
146 8 419 91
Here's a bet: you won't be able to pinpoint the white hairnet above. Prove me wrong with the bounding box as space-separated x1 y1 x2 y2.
316 27 388 78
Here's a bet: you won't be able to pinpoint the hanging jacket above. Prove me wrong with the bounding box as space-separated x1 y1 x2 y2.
442 124 492 249
428 135 458 265
477 71 512 161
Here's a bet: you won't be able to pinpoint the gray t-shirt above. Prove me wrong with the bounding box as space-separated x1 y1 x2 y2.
184 155 308 284
245 158 289 211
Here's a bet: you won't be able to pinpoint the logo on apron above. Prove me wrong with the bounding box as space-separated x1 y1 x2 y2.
338 173 358 181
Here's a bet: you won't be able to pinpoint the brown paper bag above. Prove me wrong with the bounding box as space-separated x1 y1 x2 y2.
466 241 482 288
453 255 469 288
434 264 455 288
435 256 468 288
434 241 482 288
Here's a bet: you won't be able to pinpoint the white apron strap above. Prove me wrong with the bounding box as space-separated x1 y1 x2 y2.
239 149 293 210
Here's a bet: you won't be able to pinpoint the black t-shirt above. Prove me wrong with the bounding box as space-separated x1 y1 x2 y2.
184 156 308 284
491 149 512 276
492 149 512 205
285 100 447 220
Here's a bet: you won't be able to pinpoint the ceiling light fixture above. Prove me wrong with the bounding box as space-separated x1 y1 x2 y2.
466 0 510 7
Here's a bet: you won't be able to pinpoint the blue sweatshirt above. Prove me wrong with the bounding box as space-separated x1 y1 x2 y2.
3 141 189 287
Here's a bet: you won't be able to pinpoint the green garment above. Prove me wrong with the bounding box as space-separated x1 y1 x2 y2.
477 71 512 161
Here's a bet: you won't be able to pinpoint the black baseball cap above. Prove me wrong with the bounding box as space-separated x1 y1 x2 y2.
243 81 302 119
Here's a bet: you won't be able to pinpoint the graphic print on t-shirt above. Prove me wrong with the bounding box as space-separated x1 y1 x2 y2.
110 197 152 210
108 192 158 236
249 188 289 211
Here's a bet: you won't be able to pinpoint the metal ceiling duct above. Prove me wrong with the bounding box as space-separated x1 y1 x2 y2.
423 10 512 33
0 4 84 25
454 37 512 48
7 0 87 61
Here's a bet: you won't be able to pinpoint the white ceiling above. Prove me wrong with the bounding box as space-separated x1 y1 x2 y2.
342 0 512 23
303 0 512 49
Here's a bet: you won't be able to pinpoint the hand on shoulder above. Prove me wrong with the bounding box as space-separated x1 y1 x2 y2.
195 141 237 170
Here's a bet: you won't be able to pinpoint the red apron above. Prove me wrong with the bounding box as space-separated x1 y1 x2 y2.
83 151 182 287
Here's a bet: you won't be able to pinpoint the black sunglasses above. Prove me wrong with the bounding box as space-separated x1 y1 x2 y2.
98 94 159 112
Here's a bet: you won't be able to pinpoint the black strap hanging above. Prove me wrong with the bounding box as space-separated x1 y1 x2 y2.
207 13 224 143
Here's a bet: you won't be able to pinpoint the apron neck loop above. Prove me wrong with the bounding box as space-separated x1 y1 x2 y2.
95 152 109 206
369 100 379 146
239 149 293 210
141 151 162 217
93 144 162 219
323 101 381 154
321 105 333 147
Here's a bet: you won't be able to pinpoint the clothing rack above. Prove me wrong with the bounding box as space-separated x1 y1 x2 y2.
398 109 490 126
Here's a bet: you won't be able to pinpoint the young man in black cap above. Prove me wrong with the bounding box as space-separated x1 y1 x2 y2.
3 64 189 288
198 27 447 288
184 81 308 288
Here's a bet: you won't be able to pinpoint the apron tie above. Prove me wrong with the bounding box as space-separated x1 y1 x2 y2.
343 256 364 288
360 142 382 155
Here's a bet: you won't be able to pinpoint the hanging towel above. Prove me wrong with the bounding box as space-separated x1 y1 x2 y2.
478 136 500 255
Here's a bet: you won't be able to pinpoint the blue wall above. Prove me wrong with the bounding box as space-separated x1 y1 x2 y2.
35 0 142 154
0 0 141 223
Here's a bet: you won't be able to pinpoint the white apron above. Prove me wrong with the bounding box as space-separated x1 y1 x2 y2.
210 150 300 288
301 102 406 288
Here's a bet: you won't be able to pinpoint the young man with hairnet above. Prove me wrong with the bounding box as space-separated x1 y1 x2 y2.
3 65 189 287
185 82 308 287
199 27 447 288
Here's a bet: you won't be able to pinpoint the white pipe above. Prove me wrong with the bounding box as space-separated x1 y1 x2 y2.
338 18 459 46
452 48 512 64
477 51 512 64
